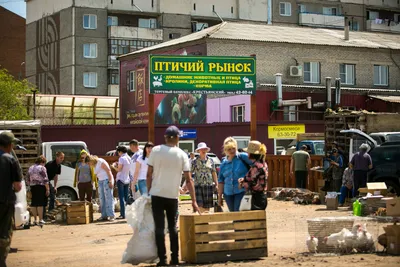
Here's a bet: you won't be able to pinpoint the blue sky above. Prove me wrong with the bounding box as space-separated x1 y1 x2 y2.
1 0 26 18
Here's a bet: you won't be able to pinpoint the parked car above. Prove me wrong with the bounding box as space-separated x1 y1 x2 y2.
296 140 325 155
369 132 400 145
341 129 400 195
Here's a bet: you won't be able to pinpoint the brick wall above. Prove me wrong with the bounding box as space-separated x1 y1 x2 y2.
207 39 400 89
0 7 25 79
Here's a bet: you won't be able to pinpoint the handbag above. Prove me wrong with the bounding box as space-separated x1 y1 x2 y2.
239 192 252 211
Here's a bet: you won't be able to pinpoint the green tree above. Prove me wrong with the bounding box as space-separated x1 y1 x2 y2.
0 68 32 120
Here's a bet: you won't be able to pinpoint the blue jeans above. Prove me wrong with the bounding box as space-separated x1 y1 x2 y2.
224 192 245 212
138 180 148 195
339 186 353 204
98 180 115 218
117 181 129 218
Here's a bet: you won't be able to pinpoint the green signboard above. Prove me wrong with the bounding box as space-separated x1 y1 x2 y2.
149 55 256 95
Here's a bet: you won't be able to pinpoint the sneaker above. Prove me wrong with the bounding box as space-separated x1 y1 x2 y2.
96 217 107 222
157 262 167 267
33 221 38 226
116 215 125 220
39 220 46 225
108 216 115 222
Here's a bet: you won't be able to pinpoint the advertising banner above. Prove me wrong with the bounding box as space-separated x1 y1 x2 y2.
149 55 256 95
268 124 306 139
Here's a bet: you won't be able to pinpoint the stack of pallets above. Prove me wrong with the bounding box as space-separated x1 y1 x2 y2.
66 201 93 225
180 211 268 264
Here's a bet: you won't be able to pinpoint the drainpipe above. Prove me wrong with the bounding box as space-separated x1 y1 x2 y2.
344 16 349 41
335 78 341 106
267 0 272 24
326 77 332 109
72 0 76 95
275 73 283 107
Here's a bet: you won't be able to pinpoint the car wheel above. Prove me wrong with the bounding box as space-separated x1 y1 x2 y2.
384 180 400 196
57 188 77 203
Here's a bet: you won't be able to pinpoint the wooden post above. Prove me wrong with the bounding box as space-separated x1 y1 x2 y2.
250 54 257 141
148 93 155 143
250 94 257 140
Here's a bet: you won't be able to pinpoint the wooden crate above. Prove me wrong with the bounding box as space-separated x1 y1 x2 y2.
66 201 93 225
180 211 268 264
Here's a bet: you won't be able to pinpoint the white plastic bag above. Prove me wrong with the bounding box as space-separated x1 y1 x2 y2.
122 196 158 265
15 181 29 226
239 193 252 211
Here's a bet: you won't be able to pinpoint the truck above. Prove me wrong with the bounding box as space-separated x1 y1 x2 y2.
324 111 400 195
295 133 325 155
0 120 89 201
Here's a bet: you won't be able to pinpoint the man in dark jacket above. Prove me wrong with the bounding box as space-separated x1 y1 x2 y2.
0 132 22 267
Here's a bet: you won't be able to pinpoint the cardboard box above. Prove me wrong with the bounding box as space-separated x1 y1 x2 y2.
386 198 400 217
384 225 400 255
326 197 338 210
358 183 388 196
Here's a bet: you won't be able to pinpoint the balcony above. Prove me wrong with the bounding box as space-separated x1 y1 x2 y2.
366 20 400 34
108 84 119 97
299 13 344 29
108 26 163 40
108 56 119 69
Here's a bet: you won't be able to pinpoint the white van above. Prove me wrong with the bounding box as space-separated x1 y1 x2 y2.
41 141 89 201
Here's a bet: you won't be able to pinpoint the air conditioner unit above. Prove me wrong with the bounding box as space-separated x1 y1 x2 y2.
290 66 303 77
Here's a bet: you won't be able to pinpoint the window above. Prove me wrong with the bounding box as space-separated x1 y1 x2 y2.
83 43 97 58
340 64 355 85
129 71 136 92
231 105 245 122
194 22 208 32
368 11 379 20
138 18 157 29
83 14 97 29
51 145 85 169
299 4 306 13
109 39 160 55
83 72 97 88
374 65 388 86
107 16 118 26
323 7 338 15
233 136 250 150
280 2 291 16
109 70 119 85
350 21 359 31
284 106 297 121
304 62 320 83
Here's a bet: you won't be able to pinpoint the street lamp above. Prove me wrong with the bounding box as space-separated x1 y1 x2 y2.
19 62 25 80
31 88 38 120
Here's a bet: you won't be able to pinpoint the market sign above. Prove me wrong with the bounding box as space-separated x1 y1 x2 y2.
268 124 306 139
149 55 256 95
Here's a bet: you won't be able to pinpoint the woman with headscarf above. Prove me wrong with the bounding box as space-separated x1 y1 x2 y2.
73 150 97 202
218 137 253 212
238 141 268 210
26 155 49 225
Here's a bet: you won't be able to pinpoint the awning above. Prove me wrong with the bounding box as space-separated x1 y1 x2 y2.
369 95 400 104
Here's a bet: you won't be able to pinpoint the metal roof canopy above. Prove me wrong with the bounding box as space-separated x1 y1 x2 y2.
25 94 120 125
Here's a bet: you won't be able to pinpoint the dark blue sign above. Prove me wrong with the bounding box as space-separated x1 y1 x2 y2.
179 129 197 139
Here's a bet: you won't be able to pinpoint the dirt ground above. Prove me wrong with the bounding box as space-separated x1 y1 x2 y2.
7 199 400 267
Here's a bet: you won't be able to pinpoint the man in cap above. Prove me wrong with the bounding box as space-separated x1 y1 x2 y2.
147 126 199 266
290 145 311 189
350 143 372 197
0 132 22 267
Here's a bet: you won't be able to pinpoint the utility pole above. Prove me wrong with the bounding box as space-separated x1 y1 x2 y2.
31 89 38 120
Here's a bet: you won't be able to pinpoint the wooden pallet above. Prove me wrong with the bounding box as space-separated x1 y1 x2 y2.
66 201 93 225
180 211 268 264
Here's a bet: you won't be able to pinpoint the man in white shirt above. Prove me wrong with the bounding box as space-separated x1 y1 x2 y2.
147 126 199 266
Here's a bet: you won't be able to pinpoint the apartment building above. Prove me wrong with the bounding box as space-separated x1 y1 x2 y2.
0 7 25 79
274 0 400 33
25 0 400 96
25 0 269 96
